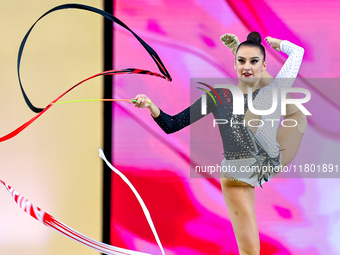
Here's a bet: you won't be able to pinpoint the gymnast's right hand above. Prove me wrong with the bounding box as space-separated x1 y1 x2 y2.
131 94 152 108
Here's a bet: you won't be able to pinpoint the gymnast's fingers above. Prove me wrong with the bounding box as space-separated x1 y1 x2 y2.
131 94 150 108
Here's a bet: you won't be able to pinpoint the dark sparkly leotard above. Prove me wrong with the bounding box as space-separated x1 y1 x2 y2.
152 41 304 187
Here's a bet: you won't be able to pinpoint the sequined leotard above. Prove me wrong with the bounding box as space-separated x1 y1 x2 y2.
152 40 304 187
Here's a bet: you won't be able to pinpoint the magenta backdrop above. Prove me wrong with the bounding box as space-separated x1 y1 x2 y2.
111 0 340 254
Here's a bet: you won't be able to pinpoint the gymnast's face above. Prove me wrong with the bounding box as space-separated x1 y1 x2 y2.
234 46 266 85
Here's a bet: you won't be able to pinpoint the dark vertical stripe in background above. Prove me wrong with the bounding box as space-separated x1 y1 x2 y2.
103 0 113 249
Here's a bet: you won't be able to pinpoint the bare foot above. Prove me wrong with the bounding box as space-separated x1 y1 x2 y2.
220 33 239 55
264 36 282 52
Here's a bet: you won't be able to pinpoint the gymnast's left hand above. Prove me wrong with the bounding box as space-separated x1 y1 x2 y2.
131 94 161 118
131 94 152 108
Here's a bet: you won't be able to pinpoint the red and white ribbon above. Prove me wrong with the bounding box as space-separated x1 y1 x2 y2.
99 148 166 255
0 149 165 255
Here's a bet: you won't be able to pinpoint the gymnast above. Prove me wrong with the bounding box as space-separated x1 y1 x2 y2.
132 32 305 255
220 33 307 168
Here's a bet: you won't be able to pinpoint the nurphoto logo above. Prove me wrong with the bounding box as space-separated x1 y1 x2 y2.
197 83 311 128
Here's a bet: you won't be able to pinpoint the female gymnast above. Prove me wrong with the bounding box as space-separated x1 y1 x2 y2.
132 32 305 255
220 33 307 168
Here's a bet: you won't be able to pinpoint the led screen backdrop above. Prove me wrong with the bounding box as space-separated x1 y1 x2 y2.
110 0 340 254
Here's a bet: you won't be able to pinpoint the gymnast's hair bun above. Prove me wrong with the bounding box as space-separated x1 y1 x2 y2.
247 31 262 44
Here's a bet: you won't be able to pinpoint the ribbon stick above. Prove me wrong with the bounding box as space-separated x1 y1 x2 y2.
0 149 165 255
53 99 151 105
53 99 133 104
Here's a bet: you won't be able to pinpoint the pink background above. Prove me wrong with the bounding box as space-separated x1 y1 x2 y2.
111 0 340 254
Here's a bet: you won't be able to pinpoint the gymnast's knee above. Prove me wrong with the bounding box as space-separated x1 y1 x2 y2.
284 109 308 134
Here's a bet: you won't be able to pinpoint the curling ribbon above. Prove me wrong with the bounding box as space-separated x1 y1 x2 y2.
18 3 171 113
1 3 171 143
0 149 165 255
98 149 165 255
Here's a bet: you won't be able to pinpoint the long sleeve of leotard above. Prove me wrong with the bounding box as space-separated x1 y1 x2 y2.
272 40 304 82
253 40 304 113
152 91 216 134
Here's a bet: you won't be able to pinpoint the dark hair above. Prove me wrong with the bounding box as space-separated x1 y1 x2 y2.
235 31 266 61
